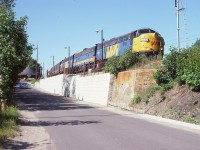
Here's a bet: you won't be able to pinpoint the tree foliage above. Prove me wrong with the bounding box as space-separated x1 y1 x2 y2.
154 43 200 91
0 0 32 105
28 57 41 73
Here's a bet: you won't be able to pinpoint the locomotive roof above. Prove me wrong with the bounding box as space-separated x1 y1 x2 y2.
74 46 95 58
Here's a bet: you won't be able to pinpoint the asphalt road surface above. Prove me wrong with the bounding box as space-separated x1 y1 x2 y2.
9 88 200 150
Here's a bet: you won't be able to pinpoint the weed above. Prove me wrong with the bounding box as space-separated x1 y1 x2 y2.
168 108 184 118
131 96 141 105
185 117 198 124
140 85 161 104
0 106 19 145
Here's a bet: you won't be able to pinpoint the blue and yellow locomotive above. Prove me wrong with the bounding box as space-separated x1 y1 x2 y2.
48 28 164 76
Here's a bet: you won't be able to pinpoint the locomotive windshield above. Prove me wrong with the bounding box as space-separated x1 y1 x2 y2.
136 29 156 37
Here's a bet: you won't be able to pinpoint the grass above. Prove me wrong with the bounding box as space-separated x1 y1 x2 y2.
185 117 199 124
140 85 161 104
0 106 19 145
131 96 141 104
30 79 37 84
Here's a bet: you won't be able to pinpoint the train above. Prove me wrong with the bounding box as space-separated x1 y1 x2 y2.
48 28 165 77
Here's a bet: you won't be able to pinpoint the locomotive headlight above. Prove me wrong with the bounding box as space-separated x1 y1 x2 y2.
140 38 149 42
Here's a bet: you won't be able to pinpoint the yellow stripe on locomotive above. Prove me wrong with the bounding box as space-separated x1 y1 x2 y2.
106 43 119 59
132 33 164 54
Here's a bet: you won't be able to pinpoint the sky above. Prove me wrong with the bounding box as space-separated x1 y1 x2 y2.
14 0 200 74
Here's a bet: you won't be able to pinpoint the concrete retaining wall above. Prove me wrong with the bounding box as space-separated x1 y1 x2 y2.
109 69 156 109
39 74 65 95
37 69 155 107
37 73 113 106
75 73 113 106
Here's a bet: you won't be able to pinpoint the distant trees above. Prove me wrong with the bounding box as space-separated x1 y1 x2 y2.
192 39 200 48
0 0 32 106
28 58 42 76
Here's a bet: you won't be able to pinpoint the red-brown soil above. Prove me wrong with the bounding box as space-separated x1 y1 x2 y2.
131 84 200 124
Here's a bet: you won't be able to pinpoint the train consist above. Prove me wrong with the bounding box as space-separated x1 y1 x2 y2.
48 28 165 77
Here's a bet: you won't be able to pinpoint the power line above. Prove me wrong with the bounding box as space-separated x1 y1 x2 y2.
165 37 199 46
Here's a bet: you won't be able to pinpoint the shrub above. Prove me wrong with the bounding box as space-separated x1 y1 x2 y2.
154 46 200 91
180 47 200 91
153 68 172 85
162 48 179 80
103 56 120 76
131 96 141 104
104 50 136 76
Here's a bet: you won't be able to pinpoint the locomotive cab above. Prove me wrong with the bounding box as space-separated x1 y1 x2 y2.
132 29 164 55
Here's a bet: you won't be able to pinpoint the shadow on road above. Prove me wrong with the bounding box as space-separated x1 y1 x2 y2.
20 119 101 127
2 139 50 150
14 88 95 111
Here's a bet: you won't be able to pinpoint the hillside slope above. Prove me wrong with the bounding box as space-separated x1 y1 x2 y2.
131 84 200 124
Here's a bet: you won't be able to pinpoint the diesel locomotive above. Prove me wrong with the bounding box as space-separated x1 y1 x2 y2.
48 28 164 76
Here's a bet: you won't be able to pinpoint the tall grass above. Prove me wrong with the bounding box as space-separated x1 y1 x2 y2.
0 106 19 145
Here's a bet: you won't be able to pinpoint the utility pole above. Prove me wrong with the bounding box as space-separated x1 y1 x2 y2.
36 45 38 79
65 46 70 74
101 30 104 60
68 46 70 74
176 0 180 51
96 29 104 61
175 0 185 51
53 56 54 68
43 62 44 78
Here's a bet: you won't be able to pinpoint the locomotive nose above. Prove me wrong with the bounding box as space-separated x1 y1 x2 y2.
154 33 159 37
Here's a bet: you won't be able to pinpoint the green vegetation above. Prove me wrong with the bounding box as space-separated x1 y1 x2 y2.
185 117 199 124
28 58 42 75
0 0 32 106
0 106 19 145
103 50 137 76
153 43 200 91
130 83 173 105
131 40 200 105
0 0 31 144
104 50 163 76
30 79 37 84
131 96 141 104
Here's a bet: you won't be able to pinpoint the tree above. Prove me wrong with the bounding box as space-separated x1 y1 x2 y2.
192 39 200 48
28 57 42 76
29 58 40 71
0 0 32 105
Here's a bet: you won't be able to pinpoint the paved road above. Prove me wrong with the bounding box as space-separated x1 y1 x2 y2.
9 88 200 149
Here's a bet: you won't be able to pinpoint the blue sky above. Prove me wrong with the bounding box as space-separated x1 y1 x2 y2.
14 0 200 73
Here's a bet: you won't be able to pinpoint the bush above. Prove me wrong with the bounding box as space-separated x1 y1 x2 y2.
154 46 200 91
103 56 120 76
153 68 172 85
104 50 136 76
180 47 200 91
131 96 141 104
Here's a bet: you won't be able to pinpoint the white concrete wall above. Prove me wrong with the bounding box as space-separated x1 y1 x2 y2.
75 73 112 106
37 73 113 106
39 74 64 95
